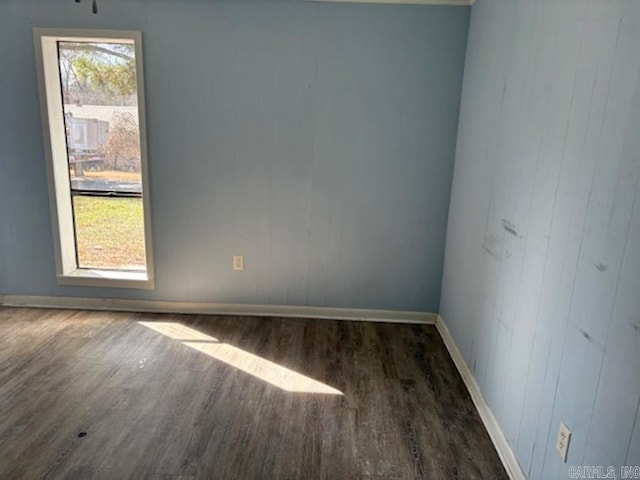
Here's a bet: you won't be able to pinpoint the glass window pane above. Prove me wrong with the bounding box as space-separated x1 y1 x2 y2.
73 196 146 270
58 41 142 194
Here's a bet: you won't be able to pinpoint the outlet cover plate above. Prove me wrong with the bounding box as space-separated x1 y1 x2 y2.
233 255 244 271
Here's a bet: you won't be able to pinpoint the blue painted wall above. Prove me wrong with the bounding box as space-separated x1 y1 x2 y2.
0 0 469 311
441 0 640 477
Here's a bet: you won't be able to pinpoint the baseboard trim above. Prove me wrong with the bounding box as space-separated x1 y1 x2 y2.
436 315 527 480
0 295 436 325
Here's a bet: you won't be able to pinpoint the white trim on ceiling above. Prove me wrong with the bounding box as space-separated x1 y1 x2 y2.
307 0 473 5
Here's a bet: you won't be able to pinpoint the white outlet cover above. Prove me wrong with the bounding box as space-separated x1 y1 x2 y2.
556 422 571 463
233 255 244 271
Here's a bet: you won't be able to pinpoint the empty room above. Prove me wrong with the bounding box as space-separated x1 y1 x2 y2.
0 0 639 479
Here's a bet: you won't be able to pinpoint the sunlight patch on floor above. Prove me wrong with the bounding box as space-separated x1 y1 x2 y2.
139 321 216 341
138 321 342 395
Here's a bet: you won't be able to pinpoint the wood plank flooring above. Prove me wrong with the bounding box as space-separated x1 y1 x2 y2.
0 307 507 480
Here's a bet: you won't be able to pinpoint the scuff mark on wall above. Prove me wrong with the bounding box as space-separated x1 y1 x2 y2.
501 218 521 238
482 234 503 261
592 261 608 273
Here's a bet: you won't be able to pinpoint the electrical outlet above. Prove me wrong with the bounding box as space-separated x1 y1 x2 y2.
556 422 571 463
233 255 244 271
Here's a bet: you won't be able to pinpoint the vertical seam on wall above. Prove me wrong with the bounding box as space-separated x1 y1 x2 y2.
478 0 519 414
540 3 624 473
488 1 521 422
577 9 625 466
514 0 588 463
583 130 640 463
625 395 640 464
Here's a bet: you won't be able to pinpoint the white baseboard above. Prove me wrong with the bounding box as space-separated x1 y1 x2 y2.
436 315 527 480
0 295 436 325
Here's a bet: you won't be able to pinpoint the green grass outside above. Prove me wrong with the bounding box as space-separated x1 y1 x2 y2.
73 196 146 270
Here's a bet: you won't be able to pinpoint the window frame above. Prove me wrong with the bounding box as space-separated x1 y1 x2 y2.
34 28 154 289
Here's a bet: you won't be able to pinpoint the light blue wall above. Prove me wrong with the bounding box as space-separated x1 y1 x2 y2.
441 0 640 478
0 0 469 311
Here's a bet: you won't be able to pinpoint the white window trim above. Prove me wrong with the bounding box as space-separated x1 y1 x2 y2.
34 28 155 290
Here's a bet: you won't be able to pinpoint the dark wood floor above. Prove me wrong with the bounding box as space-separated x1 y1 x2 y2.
0 307 507 480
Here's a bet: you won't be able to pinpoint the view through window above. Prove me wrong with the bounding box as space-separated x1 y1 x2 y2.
58 40 146 270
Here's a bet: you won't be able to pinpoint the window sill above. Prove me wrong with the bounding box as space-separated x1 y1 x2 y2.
57 269 154 290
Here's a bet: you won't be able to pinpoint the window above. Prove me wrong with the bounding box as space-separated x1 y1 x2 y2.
34 29 153 289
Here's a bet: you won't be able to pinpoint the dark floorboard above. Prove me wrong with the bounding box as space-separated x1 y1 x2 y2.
0 307 508 480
